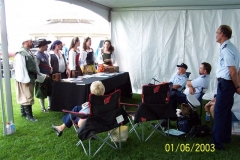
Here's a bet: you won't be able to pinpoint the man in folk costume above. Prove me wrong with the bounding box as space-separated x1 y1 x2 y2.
14 37 45 122
35 39 52 112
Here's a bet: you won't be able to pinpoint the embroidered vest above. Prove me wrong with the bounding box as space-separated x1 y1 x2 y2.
36 51 51 75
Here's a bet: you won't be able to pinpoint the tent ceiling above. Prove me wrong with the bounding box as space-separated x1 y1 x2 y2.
88 0 240 8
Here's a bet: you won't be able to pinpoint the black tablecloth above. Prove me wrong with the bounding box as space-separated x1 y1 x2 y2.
50 72 132 111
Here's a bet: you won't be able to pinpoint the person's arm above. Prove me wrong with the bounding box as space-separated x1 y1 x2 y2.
80 50 87 67
187 80 195 94
14 54 30 84
68 49 76 70
229 66 240 94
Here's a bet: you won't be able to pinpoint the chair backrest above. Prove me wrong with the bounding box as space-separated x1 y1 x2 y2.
88 89 121 115
185 72 191 78
142 83 169 104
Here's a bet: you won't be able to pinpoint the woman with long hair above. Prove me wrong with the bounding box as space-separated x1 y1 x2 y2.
68 37 83 77
80 37 96 74
98 40 115 66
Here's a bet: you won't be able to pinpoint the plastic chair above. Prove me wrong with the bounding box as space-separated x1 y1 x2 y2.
63 90 129 156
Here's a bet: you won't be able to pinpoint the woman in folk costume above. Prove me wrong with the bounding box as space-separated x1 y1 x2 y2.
80 37 96 74
97 40 115 66
49 40 68 79
34 39 52 112
68 37 83 77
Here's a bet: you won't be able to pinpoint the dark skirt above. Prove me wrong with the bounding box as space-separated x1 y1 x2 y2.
35 78 52 99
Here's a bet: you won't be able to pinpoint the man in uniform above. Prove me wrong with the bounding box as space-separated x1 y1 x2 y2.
169 63 188 110
212 25 240 150
14 37 42 122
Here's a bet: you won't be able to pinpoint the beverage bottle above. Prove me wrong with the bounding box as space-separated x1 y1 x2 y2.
206 112 210 123
10 121 16 133
6 122 11 135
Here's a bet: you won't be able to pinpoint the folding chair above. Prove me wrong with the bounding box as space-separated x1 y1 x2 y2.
63 90 129 156
122 83 177 142
198 88 207 120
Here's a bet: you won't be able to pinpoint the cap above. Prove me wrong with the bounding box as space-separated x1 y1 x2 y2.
22 36 32 43
177 63 188 69
36 39 51 48
186 94 200 111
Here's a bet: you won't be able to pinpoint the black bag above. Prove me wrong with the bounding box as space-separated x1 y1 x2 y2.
177 111 201 133
187 125 210 138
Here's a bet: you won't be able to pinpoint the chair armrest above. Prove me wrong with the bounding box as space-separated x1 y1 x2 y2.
62 109 89 119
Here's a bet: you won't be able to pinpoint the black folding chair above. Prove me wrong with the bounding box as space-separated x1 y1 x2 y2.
63 90 129 156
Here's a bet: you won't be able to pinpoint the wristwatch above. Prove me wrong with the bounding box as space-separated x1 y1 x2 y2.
236 86 240 90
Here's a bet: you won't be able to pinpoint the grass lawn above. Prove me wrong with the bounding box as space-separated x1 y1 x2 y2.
0 79 240 160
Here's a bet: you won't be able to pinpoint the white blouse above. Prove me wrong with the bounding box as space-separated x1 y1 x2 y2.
68 49 77 70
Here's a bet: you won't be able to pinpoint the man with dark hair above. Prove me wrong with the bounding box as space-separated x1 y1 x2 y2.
211 25 240 150
184 62 211 102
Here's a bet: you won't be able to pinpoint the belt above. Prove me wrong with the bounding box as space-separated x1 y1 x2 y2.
217 78 231 81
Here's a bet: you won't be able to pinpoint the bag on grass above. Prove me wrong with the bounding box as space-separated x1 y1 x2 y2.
187 125 210 138
177 111 201 133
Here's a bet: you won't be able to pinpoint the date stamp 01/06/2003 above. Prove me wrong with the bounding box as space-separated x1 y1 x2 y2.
164 143 215 152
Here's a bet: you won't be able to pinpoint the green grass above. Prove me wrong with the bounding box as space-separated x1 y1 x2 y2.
0 79 240 160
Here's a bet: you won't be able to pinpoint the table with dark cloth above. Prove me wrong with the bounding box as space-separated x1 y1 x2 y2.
50 72 132 111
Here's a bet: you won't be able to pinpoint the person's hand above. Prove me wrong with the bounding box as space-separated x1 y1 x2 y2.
104 59 111 62
204 104 210 112
189 87 195 94
236 87 240 95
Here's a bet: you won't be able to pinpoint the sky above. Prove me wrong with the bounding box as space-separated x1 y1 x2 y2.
1 0 108 50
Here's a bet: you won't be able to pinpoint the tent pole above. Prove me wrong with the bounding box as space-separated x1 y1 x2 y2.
1 0 14 127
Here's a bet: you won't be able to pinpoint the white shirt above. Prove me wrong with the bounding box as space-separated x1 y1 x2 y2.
50 51 66 73
80 49 96 67
68 49 78 70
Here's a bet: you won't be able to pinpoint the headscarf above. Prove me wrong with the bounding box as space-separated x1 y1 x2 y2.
50 40 62 50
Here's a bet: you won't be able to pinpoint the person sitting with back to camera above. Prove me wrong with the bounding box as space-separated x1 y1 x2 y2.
97 40 115 66
52 81 105 137
170 62 211 110
80 37 97 74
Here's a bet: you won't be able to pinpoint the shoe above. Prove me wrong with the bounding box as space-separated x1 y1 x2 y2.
42 108 49 113
26 116 38 122
52 124 63 137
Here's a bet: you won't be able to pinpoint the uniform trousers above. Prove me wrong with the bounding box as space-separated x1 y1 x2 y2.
211 78 235 149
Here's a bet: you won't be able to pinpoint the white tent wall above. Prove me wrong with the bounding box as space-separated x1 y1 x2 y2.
111 11 186 93
111 9 240 99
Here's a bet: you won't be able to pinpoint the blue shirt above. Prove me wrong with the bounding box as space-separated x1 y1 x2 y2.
190 75 210 99
170 73 188 91
216 40 240 80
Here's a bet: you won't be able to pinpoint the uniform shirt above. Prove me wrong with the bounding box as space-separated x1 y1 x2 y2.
216 40 240 80
184 75 210 100
170 73 188 91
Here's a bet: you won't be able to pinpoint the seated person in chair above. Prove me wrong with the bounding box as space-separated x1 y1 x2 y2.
52 81 105 137
170 62 211 109
205 93 240 121
168 63 188 109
